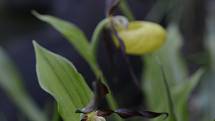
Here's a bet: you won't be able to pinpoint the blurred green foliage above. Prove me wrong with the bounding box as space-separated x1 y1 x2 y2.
0 47 48 121
143 24 204 121
196 7 215 121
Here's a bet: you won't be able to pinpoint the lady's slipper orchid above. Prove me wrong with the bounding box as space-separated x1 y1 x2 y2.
76 81 168 121
113 18 166 55
106 0 166 55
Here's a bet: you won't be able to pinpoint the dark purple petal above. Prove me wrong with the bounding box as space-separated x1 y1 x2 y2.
81 119 87 121
97 109 114 117
114 109 168 119
114 109 140 118
109 19 141 90
138 111 168 119
77 81 109 113
94 81 109 101
105 0 120 16
81 115 88 121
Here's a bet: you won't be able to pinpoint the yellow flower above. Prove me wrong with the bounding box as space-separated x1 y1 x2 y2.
114 21 166 55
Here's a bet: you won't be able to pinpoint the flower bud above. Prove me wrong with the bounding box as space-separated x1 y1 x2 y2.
114 21 166 55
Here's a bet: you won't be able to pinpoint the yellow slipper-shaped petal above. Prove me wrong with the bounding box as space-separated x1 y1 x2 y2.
115 21 166 55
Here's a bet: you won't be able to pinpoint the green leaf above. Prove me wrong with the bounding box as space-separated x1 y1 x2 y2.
0 47 26 99
142 23 203 121
0 47 48 121
32 11 97 74
33 41 93 121
173 69 204 121
143 55 170 121
32 12 120 121
143 23 187 113
155 23 188 86
143 56 203 121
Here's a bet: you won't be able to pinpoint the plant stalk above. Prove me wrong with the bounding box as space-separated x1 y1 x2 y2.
156 57 178 121
119 0 135 21
91 18 109 55
90 18 122 121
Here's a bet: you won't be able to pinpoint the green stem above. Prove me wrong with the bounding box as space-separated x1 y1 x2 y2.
100 75 118 110
16 94 48 121
51 103 60 121
89 62 120 120
119 0 135 21
90 18 122 121
90 64 121 121
156 57 178 121
91 18 109 55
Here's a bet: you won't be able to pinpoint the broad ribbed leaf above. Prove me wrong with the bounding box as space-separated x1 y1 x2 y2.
33 11 96 71
33 41 93 121
0 47 47 121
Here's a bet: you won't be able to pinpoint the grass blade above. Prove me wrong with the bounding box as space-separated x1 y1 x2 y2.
0 47 48 121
